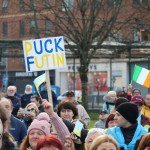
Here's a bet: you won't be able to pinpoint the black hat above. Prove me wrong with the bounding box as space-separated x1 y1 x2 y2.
100 110 107 114
66 91 75 97
116 102 139 124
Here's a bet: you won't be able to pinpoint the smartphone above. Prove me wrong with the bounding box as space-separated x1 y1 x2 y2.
20 109 31 115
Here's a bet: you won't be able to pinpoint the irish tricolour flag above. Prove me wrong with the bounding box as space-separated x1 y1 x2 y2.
132 65 150 88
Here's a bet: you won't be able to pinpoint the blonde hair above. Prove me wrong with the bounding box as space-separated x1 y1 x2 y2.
89 135 119 150
25 102 39 115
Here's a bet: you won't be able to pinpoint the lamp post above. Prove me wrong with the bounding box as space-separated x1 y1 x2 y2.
96 78 101 106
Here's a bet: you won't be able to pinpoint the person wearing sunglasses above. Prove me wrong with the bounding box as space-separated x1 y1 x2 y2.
18 102 39 128
131 95 150 128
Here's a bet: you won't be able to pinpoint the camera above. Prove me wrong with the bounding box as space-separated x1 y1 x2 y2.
20 109 31 115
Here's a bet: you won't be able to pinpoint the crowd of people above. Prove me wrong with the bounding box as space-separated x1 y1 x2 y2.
0 83 150 150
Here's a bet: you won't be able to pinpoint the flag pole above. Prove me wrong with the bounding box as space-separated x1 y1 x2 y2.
45 70 53 106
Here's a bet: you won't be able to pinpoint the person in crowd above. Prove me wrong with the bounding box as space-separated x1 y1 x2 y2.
21 84 33 108
40 82 58 108
89 134 120 150
136 132 150 150
94 110 108 129
131 95 150 128
17 102 39 128
126 84 141 101
142 93 150 118
0 97 27 146
0 105 17 150
20 100 70 150
5 86 21 117
85 128 106 150
132 88 141 96
105 113 116 128
57 100 79 123
57 99 85 150
35 134 64 150
107 102 147 150
102 91 117 114
65 91 91 126
30 95 44 113
13 86 21 102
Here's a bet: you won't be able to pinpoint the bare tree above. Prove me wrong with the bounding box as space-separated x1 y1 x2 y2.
21 0 138 110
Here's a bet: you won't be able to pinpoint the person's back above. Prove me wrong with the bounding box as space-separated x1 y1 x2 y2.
107 102 147 150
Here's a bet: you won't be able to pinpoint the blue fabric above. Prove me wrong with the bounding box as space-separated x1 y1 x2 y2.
21 93 33 108
9 115 27 146
107 124 147 150
137 112 142 124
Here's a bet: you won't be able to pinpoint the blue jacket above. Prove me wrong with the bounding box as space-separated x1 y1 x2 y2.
21 93 33 108
107 124 147 150
9 115 27 146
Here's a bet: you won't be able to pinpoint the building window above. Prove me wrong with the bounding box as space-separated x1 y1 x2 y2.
3 22 8 38
45 20 51 35
19 20 25 36
2 0 8 13
45 0 50 8
62 0 74 11
133 29 149 42
19 0 24 10
30 20 36 34
108 0 122 8
133 0 148 4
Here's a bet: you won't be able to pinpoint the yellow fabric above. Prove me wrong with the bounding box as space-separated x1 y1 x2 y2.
142 105 150 118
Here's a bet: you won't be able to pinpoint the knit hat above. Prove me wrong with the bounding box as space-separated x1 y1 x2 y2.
131 95 144 104
27 112 50 135
116 102 139 124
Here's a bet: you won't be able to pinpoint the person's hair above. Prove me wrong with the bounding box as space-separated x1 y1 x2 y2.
85 128 106 143
20 136 30 150
90 134 119 150
137 133 150 150
105 113 115 128
0 106 15 148
35 135 63 150
57 101 78 119
115 97 128 109
25 102 39 115
132 88 141 94
31 95 42 104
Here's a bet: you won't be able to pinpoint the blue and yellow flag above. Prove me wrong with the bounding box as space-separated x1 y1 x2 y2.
33 73 46 90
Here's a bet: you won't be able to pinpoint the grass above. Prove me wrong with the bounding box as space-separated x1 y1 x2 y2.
88 111 99 129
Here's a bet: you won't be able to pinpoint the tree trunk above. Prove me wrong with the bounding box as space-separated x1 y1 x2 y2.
78 65 89 111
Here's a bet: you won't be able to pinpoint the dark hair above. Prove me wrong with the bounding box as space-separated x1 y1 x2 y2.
132 88 141 94
57 101 78 119
31 95 42 103
35 135 63 150
115 97 128 109
105 113 115 128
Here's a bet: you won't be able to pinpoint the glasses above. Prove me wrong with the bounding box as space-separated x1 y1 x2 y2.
27 108 35 112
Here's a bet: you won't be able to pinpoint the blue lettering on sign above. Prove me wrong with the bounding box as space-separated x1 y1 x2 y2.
55 38 64 52
44 39 53 53
34 40 43 54
27 56 34 71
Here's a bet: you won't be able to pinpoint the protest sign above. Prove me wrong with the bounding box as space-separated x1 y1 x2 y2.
23 36 67 72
